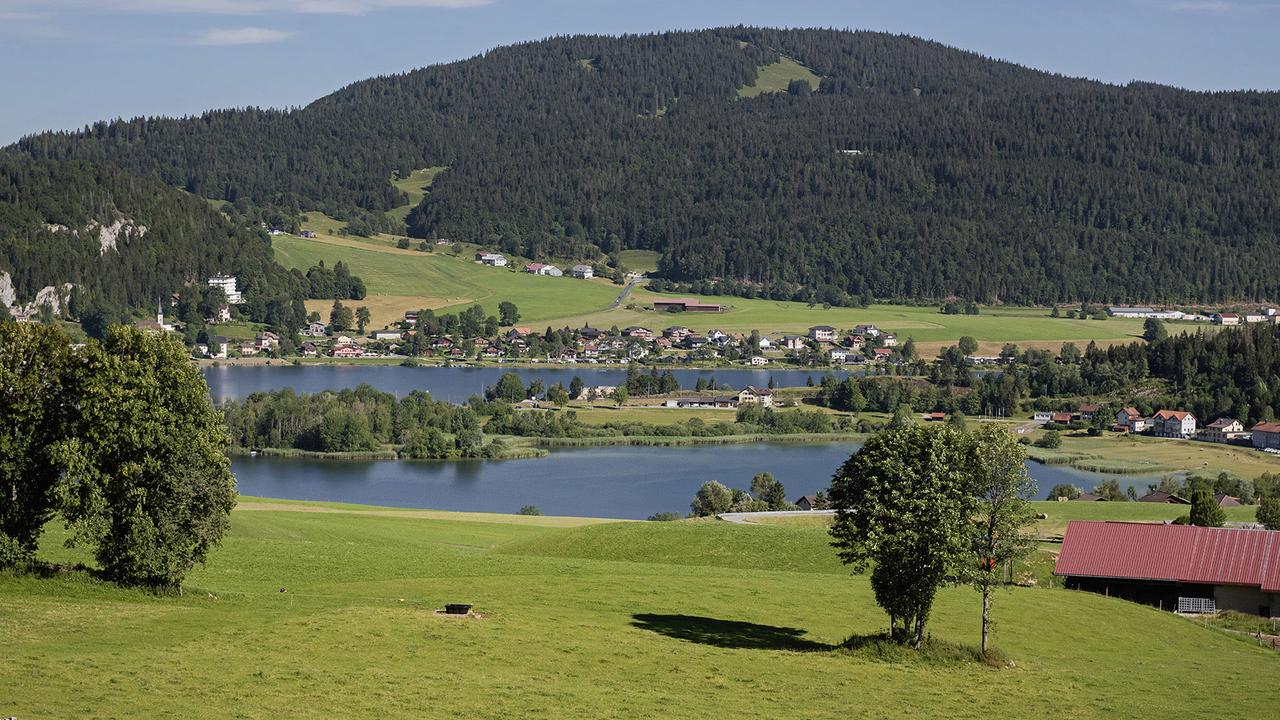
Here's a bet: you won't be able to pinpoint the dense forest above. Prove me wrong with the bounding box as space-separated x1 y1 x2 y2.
12 28 1280 303
0 157 308 328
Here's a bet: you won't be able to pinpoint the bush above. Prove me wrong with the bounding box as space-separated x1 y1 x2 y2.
647 512 682 522
1047 483 1081 501
518 505 542 516
1035 430 1063 449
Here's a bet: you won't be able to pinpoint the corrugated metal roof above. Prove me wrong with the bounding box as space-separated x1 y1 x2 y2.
1055 521 1280 591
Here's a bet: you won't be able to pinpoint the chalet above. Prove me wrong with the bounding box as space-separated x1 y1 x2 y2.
854 324 881 337
682 335 708 349
404 311 418 325
1050 412 1073 424
1200 418 1247 444
1077 403 1102 420
482 344 504 358
622 326 653 340
525 263 563 276
663 326 693 340
1137 490 1191 504
579 326 601 340
872 347 893 362
881 333 898 348
749 355 769 366
1213 313 1241 326
653 338 672 350
1114 407 1152 433
331 345 364 358
781 335 807 351
757 337 774 350
737 386 774 408
1152 409 1197 439
556 348 579 362
844 354 868 366
476 252 508 267
302 321 328 337
844 334 866 349
1055 521 1280 616
828 348 848 363
238 343 260 357
570 264 594 279
652 298 722 313
1033 411 1054 423
923 412 947 422
1251 422 1280 450
255 331 280 350
795 495 820 511
299 341 318 357
808 325 837 342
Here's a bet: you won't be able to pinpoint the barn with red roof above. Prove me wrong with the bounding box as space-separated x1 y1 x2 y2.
1055 521 1280 616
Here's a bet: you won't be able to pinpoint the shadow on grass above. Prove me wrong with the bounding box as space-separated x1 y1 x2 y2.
630 613 833 651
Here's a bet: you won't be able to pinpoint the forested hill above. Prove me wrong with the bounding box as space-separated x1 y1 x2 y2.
0 157 306 326
12 27 1280 304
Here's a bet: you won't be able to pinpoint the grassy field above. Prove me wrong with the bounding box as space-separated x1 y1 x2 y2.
564 291 1147 354
738 55 822 98
386 167 448 227
273 228 622 329
4 498 1276 718
277 216 1156 352
1043 430 1280 479
618 248 660 274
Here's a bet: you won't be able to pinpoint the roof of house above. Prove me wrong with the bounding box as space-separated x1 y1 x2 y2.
1119 406 1141 417
742 385 773 396
809 325 836 331
1154 409 1193 421
1252 421 1280 434
1051 412 1073 423
1137 490 1191 504
1215 494 1242 507
1075 493 1106 502
1055 521 1280 591
1078 403 1102 413
1217 312 1240 318
572 264 593 272
796 494 818 505
1207 417 1241 429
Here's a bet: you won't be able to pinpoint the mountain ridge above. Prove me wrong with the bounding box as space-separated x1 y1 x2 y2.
10 27 1280 304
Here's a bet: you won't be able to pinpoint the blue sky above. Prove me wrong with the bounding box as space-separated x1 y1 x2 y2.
3 0 1279 144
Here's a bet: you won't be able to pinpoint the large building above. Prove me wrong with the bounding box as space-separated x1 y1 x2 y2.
1055 521 1280 616
1252 421 1280 450
652 298 721 313
207 273 242 304
1152 409 1197 438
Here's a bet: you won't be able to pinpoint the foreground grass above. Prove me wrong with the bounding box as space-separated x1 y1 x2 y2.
3 499 1276 718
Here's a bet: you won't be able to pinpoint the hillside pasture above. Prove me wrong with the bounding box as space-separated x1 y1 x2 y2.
737 55 822 98
3 500 1276 718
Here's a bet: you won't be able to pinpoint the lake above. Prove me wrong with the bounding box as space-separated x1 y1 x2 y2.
204 364 849 403
231 444 1172 519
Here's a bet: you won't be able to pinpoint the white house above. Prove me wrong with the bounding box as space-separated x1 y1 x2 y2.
207 274 242 304
1106 306 1185 320
828 348 848 363
372 330 402 341
476 252 508 267
1152 410 1197 439
570 264 594 279
881 333 899 347
749 355 769 366
302 321 328 337
525 263 563 276
1213 313 1241 326
808 325 837 342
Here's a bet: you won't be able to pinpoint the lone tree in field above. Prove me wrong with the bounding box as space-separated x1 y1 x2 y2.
968 425 1038 656
56 327 237 587
0 322 76 567
691 480 733 517
828 424 978 648
1143 318 1168 343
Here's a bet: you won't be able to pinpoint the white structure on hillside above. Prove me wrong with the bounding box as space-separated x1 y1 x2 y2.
1107 306 1185 320
476 252 508 267
208 273 243 304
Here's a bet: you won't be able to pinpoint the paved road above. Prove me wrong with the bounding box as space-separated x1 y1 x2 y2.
611 277 640 309
718 509 835 524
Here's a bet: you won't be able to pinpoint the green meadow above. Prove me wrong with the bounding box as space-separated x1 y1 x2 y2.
737 55 822 98
3 499 1276 719
274 221 1147 350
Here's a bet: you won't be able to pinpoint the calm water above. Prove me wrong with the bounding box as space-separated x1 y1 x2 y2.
231 444 1171 519
203 365 848 403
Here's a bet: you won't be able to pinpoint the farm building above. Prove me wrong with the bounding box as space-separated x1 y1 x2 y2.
1252 422 1280 450
1055 521 1280 617
652 298 722 313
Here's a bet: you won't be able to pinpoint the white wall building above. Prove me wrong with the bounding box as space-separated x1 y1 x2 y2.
208 274 243 304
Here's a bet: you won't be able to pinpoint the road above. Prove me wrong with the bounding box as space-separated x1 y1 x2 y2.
611 276 641 309
718 509 835 524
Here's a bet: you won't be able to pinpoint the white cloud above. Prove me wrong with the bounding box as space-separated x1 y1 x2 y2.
197 25 294 44
0 0 493 16
1169 1 1280 12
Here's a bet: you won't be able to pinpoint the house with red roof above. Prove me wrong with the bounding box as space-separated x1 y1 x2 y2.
1152 409 1197 438
1055 521 1280 616
1113 407 1151 433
